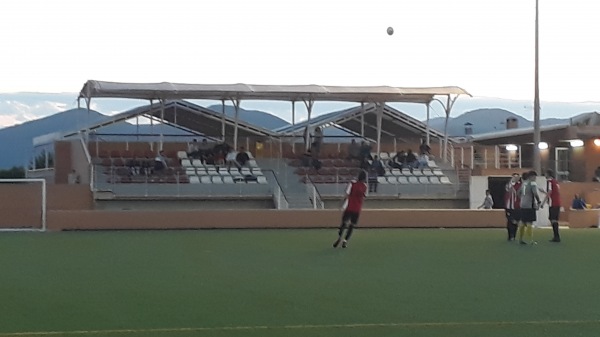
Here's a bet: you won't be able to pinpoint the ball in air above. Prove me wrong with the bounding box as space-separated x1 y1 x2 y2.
387 27 394 36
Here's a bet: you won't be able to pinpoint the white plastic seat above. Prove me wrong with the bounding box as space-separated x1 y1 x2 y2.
257 176 268 184
408 176 420 184
433 169 444 176
211 176 223 184
377 176 388 184
222 176 235 184
413 170 423 176
397 176 409 184
429 176 441 184
402 168 412 176
440 176 452 184
428 160 439 168
391 169 401 176
251 168 263 176
181 159 192 168
385 176 397 184
200 176 212 184
418 176 430 184
241 168 252 175
423 169 434 176
177 151 188 160
195 168 206 176
379 152 389 160
248 160 258 168
185 168 196 176
189 176 200 184
230 169 242 177
207 167 219 175
247 152 255 159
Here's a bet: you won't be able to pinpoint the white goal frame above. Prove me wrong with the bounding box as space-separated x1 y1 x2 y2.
0 179 46 232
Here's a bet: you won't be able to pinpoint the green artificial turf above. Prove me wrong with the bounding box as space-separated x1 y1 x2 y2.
1 228 600 337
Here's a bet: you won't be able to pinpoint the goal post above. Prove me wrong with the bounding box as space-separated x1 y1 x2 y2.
0 179 46 232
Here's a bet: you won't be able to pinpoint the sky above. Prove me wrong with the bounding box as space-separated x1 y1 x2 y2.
1 0 600 126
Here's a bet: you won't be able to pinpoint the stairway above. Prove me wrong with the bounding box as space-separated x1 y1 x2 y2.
255 158 315 209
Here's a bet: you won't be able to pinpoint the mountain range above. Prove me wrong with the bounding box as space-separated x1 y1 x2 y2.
0 99 591 169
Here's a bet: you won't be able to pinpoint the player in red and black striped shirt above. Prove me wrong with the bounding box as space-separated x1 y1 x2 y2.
333 170 368 248
542 169 561 242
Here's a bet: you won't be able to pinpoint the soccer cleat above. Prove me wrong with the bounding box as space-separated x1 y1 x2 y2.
333 239 341 248
550 238 561 243
342 240 348 248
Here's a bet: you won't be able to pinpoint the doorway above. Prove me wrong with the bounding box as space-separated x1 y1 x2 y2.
487 176 511 209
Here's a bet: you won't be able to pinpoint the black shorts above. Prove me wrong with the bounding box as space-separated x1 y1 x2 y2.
505 209 521 223
548 206 561 221
342 211 360 225
521 209 537 223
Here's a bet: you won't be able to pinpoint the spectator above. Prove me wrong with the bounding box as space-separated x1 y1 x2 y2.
225 148 239 171
311 127 324 158
478 190 494 209
198 139 213 163
593 166 600 182
67 169 80 184
417 153 430 171
371 155 386 176
347 139 361 160
419 140 431 155
405 150 417 169
359 141 373 162
187 139 200 159
235 147 250 168
572 194 587 210
154 150 168 173
367 166 379 193
390 151 406 169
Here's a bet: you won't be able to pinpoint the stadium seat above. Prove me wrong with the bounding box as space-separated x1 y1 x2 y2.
418 176 430 184
181 159 192 168
413 170 423 177
408 176 420 184
195 168 206 176
230 169 242 177
257 176 268 184
222 176 235 184
428 160 439 168
385 176 397 184
397 176 409 184
440 176 452 184
252 168 263 176
241 168 252 175
185 168 196 176
422 169 434 176
391 168 401 176
433 169 444 176
377 176 388 184
206 167 219 175
177 151 188 160
200 176 212 184
401 168 412 176
248 160 258 168
379 152 389 160
211 176 223 184
429 176 441 184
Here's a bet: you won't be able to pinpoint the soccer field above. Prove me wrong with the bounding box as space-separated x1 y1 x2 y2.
1 228 600 337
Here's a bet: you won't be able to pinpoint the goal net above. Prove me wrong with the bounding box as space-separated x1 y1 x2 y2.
0 179 46 232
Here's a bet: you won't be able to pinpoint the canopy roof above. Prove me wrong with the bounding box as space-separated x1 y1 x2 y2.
79 80 470 104
64 100 276 140
276 103 447 141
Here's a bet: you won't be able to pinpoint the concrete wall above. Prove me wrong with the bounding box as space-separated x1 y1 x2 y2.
46 209 506 231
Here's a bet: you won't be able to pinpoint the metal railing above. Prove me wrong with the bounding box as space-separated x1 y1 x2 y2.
305 175 325 209
262 169 289 209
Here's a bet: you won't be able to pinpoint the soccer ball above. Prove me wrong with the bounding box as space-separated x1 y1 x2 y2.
387 27 394 36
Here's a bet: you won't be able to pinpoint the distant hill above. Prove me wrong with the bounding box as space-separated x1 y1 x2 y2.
207 104 290 130
427 108 569 136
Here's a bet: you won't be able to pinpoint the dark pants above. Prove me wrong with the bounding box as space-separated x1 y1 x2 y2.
505 209 519 240
549 206 561 241
338 211 359 240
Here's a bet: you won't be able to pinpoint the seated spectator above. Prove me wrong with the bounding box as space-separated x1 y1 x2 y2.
187 139 200 159
419 140 431 155
347 139 361 160
154 150 168 173
197 139 213 164
225 148 239 171
405 149 418 169
235 147 250 168
126 157 141 175
367 167 379 193
390 150 406 169
371 155 386 176
417 153 430 170
571 194 587 209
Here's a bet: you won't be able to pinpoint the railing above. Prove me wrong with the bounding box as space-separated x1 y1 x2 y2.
262 169 289 209
305 175 325 209
79 136 94 191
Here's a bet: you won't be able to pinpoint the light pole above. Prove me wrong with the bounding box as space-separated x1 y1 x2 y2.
533 0 541 173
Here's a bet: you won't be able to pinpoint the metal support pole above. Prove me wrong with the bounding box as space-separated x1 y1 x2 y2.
360 102 365 137
376 103 383 156
518 145 522 168
425 103 431 145
484 148 488 169
533 0 541 174
232 99 240 149
221 99 226 142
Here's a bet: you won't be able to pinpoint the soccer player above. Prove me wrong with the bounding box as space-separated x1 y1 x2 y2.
542 169 561 242
333 170 368 248
518 171 541 245
504 173 522 241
